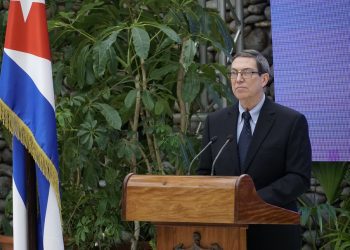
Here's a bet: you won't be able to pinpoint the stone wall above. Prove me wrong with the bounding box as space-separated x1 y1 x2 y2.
207 0 272 62
206 0 274 97
0 131 12 232
0 1 11 235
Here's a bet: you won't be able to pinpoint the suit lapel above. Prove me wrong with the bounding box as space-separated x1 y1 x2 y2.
224 104 240 174
242 98 276 173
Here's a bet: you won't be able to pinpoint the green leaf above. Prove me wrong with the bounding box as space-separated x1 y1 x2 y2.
107 47 118 75
157 37 175 51
52 61 64 95
131 27 150 60
93 31 119 77
58 11 75 22
210 40 229 57
149 63 179 80
101 87 111 100
199 64 217 82
85 59 96 85
182 65 200 103
141 90 154 111
199 10 211 35
56 108 73 128
76 2 103 18
213 15 233 58
155 100 165 115
186 11 200 34
211 63 230 77
97 200 107 216
124 89 138 108
316 206 323 233
80 133 91 145
155 98 172 116
71 96 85 106
156 24 181 43
182 39 197 72
76 44 91 88
77 129 89 137
105 167 120 185
313 162 347 204
96 103 122 130
299 206 311 226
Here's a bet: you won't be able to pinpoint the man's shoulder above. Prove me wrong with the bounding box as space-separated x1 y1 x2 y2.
266 99 304 118
207 105 236 119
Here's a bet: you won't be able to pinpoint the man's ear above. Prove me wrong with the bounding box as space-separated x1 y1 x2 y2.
261 73 270 87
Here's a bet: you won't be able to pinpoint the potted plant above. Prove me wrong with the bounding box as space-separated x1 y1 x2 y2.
48 0 233 248
0 193 13 250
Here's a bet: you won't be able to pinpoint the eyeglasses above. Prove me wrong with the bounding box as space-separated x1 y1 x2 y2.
227 69 261 79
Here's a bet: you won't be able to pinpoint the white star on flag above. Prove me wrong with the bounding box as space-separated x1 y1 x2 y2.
14 0 46 21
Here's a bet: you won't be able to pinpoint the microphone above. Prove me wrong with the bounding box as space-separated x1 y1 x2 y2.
211 135 234 176
187 136 218 175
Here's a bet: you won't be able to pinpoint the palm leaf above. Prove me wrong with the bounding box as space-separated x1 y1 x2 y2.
313 162 347 204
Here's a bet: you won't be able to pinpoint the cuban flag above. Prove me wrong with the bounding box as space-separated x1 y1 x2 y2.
0 0 64 249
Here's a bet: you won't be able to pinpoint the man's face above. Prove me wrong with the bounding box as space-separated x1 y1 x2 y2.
230 57 269 105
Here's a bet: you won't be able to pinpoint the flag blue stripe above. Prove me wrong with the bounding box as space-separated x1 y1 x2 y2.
0 52 59 168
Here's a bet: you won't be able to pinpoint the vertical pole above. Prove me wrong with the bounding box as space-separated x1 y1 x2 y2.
25 150 37 250
217 0 227 67
198 0 209 111
218 0 228 108
235 0 244 52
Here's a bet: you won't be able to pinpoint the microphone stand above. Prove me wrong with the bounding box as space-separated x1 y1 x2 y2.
211 135 234 176
187 136 217 175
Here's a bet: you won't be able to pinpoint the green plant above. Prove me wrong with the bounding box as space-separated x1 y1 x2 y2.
322 200 350 250
0 192 13 236
313 162 348 204
0 4 9 60
299 162 350 249
321 163 350 249
62 178 124 249
48 0 233 248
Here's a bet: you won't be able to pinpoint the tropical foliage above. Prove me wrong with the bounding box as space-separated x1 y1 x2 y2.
299 162 350 250
47 0 233 248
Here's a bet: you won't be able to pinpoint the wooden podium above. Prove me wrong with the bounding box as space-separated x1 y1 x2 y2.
122 174 299 250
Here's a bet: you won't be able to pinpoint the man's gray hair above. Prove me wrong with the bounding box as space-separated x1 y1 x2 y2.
232 50 271 85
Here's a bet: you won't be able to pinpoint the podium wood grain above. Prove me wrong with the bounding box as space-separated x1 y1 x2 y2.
156 224 247 250
122 174 300 250
122 174 299 224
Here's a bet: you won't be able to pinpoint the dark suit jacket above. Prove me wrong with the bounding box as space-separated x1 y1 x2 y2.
197 97 311 250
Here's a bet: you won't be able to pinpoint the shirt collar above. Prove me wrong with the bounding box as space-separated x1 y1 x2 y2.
238 95 265 124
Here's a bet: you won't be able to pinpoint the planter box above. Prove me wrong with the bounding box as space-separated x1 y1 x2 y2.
0 235 13 250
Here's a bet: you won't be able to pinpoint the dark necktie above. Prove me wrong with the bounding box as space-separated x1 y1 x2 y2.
238 111 252 168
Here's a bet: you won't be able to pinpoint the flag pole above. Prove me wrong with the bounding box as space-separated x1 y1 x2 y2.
25 149 37 249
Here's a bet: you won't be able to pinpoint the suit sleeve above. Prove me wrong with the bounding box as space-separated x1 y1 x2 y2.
257 114 312 207
196 116 213 175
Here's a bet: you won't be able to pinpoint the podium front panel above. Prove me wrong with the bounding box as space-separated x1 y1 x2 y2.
156 224 247 250
123 175 238 224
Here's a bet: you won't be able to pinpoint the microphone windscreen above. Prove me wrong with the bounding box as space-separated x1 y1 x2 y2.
226 134 234 142
210 136 218 143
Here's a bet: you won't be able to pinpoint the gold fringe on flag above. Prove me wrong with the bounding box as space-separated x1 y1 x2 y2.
0 99 61 213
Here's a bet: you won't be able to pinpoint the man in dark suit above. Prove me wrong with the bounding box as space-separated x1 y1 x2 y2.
197 50 311 250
